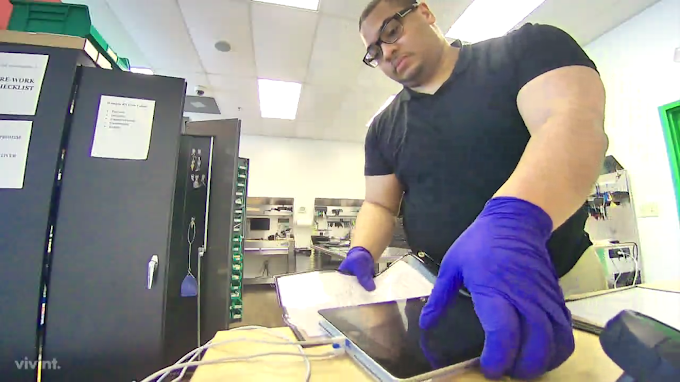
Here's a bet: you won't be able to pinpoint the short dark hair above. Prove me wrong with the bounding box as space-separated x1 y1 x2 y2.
359 0 416 30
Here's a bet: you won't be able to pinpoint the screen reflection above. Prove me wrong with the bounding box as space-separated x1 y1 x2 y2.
319 293 485 379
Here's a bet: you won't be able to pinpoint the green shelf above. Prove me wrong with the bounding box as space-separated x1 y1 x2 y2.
230 297 243 309
230 309 242 321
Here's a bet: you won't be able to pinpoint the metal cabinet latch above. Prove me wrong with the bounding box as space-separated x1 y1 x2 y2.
147 255 159 290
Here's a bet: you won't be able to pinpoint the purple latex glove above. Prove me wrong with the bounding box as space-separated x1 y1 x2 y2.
338 246 376 291
419 197 575 380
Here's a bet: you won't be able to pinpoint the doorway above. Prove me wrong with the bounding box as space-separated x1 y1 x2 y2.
659 100 680 221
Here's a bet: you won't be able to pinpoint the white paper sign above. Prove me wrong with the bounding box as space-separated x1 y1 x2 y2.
0 53 49 115
91 95 156 160
0 120 32 189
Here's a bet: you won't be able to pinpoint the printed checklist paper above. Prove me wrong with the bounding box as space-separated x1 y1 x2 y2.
276 260 434 339
0 120 33 189
0 53 49 116
91 95 156 160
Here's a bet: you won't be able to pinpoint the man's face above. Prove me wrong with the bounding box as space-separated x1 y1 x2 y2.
360 2 437 86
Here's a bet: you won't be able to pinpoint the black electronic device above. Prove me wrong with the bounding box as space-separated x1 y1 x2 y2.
600 310 680 382
250 218 271 231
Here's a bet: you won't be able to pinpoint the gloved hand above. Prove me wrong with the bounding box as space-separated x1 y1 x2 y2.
338 246 376 291
420 197 575 380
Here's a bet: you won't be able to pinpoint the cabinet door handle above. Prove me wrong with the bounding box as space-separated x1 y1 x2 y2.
147 255 159 290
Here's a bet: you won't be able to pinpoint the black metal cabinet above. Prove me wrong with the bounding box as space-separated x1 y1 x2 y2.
42 67 187 382
164 134 214 367
184 119 241 343
0 44 89 382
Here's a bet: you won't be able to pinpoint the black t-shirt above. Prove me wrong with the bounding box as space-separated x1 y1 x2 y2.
365 23 595 277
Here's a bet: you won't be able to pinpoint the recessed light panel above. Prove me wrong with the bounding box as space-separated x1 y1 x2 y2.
257 79 303 120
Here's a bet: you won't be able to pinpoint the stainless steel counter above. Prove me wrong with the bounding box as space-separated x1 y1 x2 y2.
243 239 295 285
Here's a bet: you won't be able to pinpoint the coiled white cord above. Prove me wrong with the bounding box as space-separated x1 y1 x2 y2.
145 326 346 382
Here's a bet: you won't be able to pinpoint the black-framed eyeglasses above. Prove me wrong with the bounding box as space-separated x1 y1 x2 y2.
363 3 419 68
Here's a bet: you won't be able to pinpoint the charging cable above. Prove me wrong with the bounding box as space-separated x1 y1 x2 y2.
146 326 346 382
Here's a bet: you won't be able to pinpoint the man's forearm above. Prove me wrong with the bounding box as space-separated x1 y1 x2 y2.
495 113 608 229
351 201 396 260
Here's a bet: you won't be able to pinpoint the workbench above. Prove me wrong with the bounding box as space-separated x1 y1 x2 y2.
190 281 680 381
190 327 620 381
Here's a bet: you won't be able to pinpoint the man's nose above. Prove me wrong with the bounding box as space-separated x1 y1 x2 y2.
381 43 399 64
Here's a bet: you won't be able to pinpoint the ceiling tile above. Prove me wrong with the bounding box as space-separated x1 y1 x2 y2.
319 0 366 20
425 0 475 33
293 119 320 139
251 2 319 82
306 15 366 87
355 65 402 94
68 0 150 67
154 68 208 95
259 118 298 139
296 84 349 124
178 0 256 77
105 0 203 71
66 0 665 142
208 75 260 117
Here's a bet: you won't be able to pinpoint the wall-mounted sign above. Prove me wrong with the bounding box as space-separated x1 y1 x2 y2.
0 53 49 116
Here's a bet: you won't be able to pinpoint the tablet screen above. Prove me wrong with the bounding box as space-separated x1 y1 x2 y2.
318 293 484 379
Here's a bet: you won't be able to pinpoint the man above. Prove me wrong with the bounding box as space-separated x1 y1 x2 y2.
338 0 609 379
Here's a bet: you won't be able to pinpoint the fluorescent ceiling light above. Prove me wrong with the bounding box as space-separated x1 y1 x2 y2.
257 79 302 120
252 0 319 11
130 67 154 75
366 95 396 127
445 0 546 43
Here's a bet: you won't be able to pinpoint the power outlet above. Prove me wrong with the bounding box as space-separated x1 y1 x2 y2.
639 202 660 218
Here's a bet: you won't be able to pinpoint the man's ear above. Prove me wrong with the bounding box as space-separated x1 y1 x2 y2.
416 3 437 25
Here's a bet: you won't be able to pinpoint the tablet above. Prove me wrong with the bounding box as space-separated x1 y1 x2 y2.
318 293 484 382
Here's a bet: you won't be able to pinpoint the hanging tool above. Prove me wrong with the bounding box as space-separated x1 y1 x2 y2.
181 217 198 297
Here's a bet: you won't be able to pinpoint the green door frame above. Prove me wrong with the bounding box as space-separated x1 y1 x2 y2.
659 99 680 222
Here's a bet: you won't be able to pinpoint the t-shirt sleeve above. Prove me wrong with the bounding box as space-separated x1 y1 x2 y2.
509 23 598 89
364 122 394 176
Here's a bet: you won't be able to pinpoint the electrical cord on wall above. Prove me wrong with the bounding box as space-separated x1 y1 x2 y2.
146 326 347 382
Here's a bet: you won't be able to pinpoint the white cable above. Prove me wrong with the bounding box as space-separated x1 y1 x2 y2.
167 340 208 382
143 351 339 382
151 325 344 382
611 252 622 289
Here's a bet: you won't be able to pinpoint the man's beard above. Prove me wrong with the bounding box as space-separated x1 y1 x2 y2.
395 62 425 88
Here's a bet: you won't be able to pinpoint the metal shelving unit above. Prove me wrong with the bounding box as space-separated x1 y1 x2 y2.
230 157 249 322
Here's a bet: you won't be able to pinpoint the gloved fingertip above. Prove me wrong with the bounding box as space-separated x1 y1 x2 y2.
481 367 506 381
362 278 376 291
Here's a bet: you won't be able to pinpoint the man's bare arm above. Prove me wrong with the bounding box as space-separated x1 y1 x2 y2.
495 65 608 229
351 174 404 260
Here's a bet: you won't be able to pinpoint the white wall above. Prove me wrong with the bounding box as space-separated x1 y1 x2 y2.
584 0 680 282
238 135 365 247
